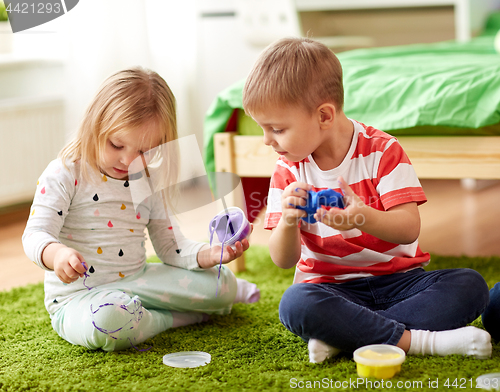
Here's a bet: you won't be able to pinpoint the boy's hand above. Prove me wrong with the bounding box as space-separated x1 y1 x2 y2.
314 177 367 231
53 247 88 284
280 182 312 227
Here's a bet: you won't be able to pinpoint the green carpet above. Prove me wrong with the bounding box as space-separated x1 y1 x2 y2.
1 247 499 392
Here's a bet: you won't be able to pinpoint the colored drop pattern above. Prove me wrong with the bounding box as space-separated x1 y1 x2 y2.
37 167 159 304
83 265 95 290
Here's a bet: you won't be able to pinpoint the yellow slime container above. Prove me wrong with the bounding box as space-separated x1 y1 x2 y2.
353 345 406 379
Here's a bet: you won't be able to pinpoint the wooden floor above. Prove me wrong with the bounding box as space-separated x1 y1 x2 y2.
1 179 500 292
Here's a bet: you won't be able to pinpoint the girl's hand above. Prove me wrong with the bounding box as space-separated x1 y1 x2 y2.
314 176 368 231
210 238 250 267
197 225 253 269
53 246 88 284
280 182 312 227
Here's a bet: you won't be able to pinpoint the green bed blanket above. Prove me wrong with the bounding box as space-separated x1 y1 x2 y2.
203 33 500 175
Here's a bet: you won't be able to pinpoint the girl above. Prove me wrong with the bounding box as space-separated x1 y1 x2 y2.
23 67 259 351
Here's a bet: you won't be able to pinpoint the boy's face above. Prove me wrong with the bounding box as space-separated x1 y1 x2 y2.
251 105 323 162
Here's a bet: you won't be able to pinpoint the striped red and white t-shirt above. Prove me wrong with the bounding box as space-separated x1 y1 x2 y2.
264 119 430 284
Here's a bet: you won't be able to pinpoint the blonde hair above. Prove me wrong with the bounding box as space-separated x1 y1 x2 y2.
60 67 178 186
243 37 344 116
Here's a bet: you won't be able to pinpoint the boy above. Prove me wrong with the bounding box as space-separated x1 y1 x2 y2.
243 37 491 363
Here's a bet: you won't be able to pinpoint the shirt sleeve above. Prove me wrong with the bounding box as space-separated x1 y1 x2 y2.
264 158 300 230
374 138 427 210
22 159 77 271
146 192 204 270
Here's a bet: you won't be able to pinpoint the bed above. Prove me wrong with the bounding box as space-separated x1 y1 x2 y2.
203 20 500 271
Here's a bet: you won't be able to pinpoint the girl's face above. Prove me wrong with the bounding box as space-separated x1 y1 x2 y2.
100 123 162 180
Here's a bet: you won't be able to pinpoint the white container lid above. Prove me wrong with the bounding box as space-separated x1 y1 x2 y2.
477 373 500 390
163 351 211 368
353 344 406 367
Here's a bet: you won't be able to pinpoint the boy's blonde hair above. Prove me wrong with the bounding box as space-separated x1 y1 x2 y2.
243 37 344 116
59 67 178 184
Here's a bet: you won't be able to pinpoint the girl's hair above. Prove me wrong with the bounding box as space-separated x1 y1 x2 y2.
59 67 178 185
243 37 344 116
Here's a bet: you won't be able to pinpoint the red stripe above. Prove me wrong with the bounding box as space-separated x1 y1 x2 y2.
270 164 297 189
264 212 281 229
373 142 413 188
302 229 400 256
302 230 364 257
297 250 429 283
381 187 427 210
349 179 382 207
352 122 394 159
280 156 302 169
344 233 401 253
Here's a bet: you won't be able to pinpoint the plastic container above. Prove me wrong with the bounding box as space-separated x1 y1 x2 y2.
163 351 211 368
208 207 251 249
477 373 500 390
353 344 406 379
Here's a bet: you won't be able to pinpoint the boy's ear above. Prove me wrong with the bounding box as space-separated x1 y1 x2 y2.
317 104 336 128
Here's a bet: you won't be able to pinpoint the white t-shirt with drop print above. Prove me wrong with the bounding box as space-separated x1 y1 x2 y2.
23 159 204 315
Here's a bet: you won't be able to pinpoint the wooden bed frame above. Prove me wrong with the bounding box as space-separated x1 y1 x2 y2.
215 133 500 180
214 133 500 272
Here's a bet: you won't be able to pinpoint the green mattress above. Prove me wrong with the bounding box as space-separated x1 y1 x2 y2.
203 30 500 174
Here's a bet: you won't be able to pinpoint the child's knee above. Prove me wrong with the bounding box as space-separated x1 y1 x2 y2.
279 284 319 321
88 293 144 351
482 283 500 340
279 283 346 326
458 269 489 308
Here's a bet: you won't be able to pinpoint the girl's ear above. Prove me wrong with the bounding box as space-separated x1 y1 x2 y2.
317 104 336 128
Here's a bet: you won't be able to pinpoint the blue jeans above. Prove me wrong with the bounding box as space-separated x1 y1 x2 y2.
482 282 500 340
279 268 489 353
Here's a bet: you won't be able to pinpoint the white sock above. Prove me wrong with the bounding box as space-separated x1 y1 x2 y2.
234 278 260 304
171 311 208 328
308 339 341 363
408 326 492 359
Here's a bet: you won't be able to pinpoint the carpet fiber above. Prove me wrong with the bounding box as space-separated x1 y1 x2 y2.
1 247 499 391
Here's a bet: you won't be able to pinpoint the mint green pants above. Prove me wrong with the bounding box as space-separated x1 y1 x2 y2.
50 263 237 351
